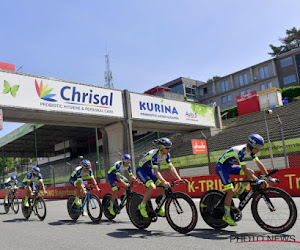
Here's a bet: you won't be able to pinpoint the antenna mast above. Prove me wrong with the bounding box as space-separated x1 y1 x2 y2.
104 50 114 88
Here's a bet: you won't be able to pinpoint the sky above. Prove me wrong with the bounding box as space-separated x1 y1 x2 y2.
1 0 300 137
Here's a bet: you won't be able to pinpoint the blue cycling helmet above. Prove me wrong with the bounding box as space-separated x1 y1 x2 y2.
81 159 91 168
32 166 40 173
122 154 131 163
10 175 17 180
157 138 172 147
247 134 264 150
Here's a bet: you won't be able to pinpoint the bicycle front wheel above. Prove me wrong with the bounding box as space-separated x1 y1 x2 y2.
165 192 198 234
251 187 297 234
4 199 10 214
87 194 102 223
35 197 47 221
12 196 19 214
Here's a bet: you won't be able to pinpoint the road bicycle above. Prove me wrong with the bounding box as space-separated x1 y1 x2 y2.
21 186 47 220
4 189 19 214
127 180 198 234
200 169 297 234
102 183 141 220
67 186 102 223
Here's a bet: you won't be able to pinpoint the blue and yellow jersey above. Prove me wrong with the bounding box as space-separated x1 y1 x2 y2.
218 145 258 167
107 161 133 176
138 149 172 171
4 177 18 189
23 172 43 184
70 166 94 180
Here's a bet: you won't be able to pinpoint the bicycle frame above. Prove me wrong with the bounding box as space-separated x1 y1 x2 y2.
71 190 90 212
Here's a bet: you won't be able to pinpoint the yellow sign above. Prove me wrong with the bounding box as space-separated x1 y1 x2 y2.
258 87 276 95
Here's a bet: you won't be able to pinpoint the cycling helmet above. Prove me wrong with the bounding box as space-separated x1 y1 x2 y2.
10 175 17 180
32 166 40 173
122 154 131 163
247 134 264 150
157 138 172 148
81 159 91 168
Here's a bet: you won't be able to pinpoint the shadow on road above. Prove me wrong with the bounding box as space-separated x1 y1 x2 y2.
107 228 187 239
48 219 98 226
2 218 37 223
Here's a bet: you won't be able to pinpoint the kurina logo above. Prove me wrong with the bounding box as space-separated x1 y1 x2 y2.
139 99 179 115
3 80 19 97
35 80 57 102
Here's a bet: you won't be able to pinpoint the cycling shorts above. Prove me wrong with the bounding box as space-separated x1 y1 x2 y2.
107 174 128 191
216 162 244 190
22 182 36 190
69 177 84 187
136 167 161 188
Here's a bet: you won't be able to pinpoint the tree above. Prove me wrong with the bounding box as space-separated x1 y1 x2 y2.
269 27 300 57
207 76 221 84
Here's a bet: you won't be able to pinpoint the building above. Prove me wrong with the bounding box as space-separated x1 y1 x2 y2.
146 47 300 110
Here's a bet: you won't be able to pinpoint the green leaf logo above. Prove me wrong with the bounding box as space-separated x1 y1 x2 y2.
3 80 19 97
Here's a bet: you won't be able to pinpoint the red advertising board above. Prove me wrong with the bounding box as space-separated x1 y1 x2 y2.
236 91 260 116
191 140 208 154
0 110 3 130
0 62 15 71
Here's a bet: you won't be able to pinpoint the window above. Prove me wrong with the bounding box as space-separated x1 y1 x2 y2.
260 84 265 91
203 87 208 95
267 82 273 89
171 85 184 94
221 96 226 103
220 80 229 92
238 73 248 86
280 57 293 68
283 74 296 85
184 83 196 99
259 65 270 79
227 95 232 102
240 90 245 95
246 88 251 93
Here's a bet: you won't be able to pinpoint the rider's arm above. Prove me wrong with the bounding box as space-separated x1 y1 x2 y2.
168 163 182 180
39 179 47 194
90 176 101 191
253 158 268 175
116 174 128 187
153 168 168 185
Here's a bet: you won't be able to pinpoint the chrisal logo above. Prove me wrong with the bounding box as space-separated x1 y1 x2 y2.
191 140 207 154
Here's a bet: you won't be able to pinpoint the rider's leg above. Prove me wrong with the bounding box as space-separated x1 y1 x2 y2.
5 188 10 203
223 186 237 226
236 168 254 196
108 188 118 216
24 184 32 207
156 187 166 216
75 180 83 206
138 182 156 218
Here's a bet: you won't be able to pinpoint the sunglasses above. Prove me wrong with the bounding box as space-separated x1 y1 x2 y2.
164 147 171 150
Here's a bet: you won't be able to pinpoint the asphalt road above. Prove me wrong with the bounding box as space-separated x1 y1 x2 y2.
0 198 299 250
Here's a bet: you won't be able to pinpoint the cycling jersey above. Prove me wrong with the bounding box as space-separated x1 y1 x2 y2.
136 149 172 187
4 177 18 189
107 161 132 191
216 144 258 189
22 172 43 188
69 166 93 186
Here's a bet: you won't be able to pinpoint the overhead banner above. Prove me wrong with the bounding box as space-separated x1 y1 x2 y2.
0 109 3 131
0 71 124 117
130 93 215 127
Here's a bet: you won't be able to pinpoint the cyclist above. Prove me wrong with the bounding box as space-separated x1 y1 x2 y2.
4 175 18 204
136 137 185 218
216 134 278 226
107 154 139 216
23 166 47 207
69 159 101 207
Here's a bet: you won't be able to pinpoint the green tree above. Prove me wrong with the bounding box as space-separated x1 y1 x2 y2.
269 27 300 57
207 76 221 84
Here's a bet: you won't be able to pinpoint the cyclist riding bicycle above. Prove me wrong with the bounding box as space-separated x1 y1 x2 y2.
216 134 278 226
23 166 47 207
4 175 18 204
136 137 185 218
69 159 101 208
107 154 139 216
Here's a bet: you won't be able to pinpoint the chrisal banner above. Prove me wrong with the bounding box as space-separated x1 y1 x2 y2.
1 168 300 199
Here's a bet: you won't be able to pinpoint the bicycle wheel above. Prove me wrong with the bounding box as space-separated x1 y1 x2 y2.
127 193 152 229
67 195 80 221
4 199 10 214
87 194 103 223
21 197 32 219
102 193 117 220
251 187 297 234
165 192 198 234
199 190 228 229
12 196 19 214
35 197 47 221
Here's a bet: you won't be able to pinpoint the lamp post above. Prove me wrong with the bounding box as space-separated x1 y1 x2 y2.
30 125 38 165
264 109 274 169
277 115 289 168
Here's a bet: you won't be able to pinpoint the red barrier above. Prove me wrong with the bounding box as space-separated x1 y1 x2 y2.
1 168 300 199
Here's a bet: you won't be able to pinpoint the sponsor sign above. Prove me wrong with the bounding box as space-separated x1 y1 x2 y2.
0 71 124 117
130 93 215 127
191 140 208 154
236 91 260 116
236 91 257 103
